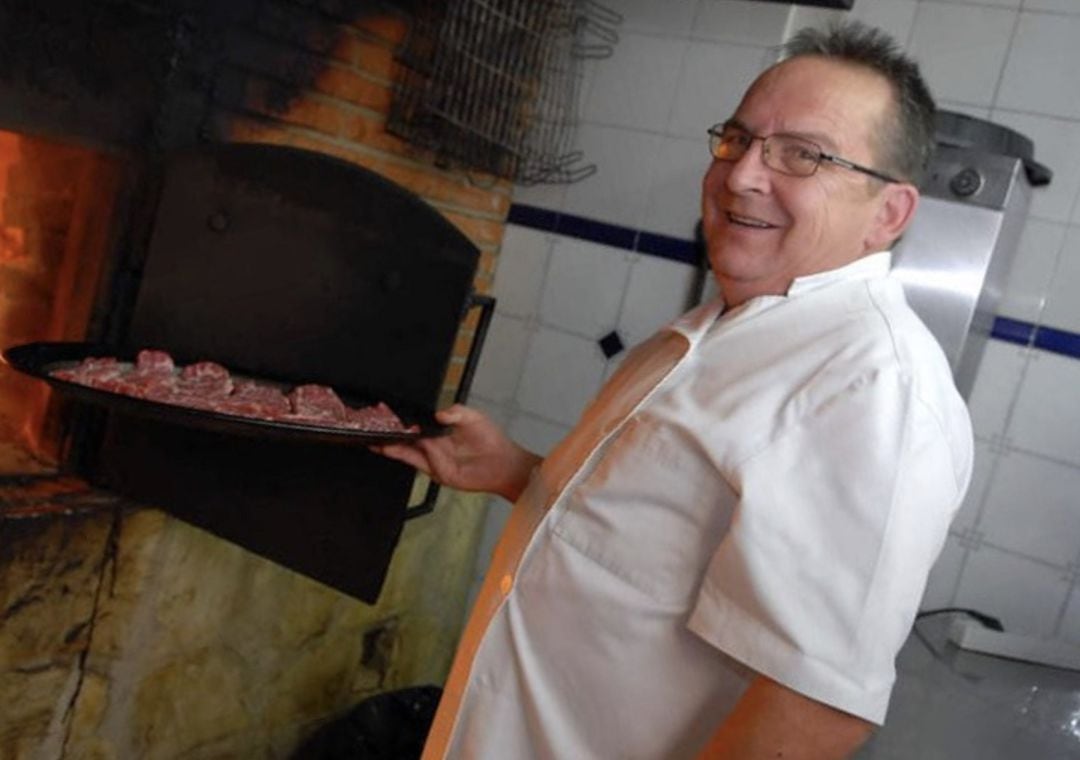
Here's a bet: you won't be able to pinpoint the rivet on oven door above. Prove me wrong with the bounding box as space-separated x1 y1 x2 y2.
207 210 230 233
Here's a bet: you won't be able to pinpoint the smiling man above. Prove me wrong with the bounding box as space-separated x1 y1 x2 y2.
377 21 973 760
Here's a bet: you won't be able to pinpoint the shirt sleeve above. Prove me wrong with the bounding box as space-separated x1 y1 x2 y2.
687 368 970 724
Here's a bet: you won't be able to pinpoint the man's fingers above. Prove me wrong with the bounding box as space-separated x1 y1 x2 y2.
374 442 432 475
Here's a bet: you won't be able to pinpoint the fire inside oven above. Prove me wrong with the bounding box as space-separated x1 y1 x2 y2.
7 142 491 603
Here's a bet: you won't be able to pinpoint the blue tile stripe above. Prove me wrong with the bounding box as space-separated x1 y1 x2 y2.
989 318 1080 361
991 316 1035 347
508 203 703 266
507 202 1080 362
1034 325 1080 358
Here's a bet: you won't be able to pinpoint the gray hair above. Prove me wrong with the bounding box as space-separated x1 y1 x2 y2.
781 21 936 185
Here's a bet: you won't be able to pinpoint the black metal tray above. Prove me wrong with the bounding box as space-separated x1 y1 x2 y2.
2 341 446 446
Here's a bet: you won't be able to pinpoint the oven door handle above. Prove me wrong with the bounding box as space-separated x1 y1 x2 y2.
406 292 496 519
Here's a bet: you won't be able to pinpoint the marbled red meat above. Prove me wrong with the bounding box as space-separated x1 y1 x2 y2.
49 349 417 434
177 361 233 397
135 349 175 374
287 384 347 421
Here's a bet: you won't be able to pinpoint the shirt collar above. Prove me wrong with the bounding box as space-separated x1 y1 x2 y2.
665 251 893 343
785 250 892 298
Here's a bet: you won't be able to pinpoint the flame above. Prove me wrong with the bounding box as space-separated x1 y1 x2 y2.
0 130 123 471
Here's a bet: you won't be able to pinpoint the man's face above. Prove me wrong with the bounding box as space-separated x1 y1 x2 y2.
701 56 905 307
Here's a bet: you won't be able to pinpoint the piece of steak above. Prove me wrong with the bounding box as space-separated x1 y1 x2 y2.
134 349 175 375
177 361 233 397
287 384 347 421
215 379 292 419
344 402 417 433
52 356 124 385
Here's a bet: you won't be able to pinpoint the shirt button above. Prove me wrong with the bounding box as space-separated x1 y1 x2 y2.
500 574 513 595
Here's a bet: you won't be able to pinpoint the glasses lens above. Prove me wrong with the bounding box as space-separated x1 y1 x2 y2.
709 126 749 161
765 135 821 177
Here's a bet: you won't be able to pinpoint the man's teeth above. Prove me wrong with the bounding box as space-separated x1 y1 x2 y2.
727 212 773 229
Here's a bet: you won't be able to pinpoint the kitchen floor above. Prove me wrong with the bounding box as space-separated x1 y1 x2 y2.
857 613 1080 759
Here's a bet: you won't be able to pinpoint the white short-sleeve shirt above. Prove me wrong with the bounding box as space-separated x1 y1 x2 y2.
423 252 974 760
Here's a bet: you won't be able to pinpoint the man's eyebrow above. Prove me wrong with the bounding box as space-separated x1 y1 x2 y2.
726 117 838 152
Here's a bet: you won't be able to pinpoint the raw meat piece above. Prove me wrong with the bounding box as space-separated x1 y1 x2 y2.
52 356 124 384
134 349 175 375
287 384 347 421
344 402 417 433
177 361 232 397
215 380 291 419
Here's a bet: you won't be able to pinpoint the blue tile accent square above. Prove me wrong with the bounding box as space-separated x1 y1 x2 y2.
598 330 625 359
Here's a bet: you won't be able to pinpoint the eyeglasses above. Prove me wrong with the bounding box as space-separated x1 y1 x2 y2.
707 122 900 184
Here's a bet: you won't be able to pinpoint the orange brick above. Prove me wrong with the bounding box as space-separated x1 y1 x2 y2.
478 250 498 278
461 308 481 332
341 113 416 156
314 66 394 112
472 271 494 295
333 34 398 81
452 329 476 358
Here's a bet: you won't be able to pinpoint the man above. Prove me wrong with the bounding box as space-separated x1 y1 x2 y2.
379 21 972 759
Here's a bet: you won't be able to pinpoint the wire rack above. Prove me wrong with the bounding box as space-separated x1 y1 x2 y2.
388 0 620 184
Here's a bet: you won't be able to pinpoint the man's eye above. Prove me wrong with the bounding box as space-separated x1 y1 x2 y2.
781 142 817 163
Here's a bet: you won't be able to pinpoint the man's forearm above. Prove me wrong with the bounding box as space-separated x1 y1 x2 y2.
699 676 873 759
494 446 543 502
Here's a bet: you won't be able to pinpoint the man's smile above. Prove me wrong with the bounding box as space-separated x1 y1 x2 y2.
725 211 779 229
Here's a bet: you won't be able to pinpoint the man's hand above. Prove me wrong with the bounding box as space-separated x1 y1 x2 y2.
700 676 873 759
371 404 541 502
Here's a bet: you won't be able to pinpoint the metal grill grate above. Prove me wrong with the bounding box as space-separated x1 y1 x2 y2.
388 0 619 184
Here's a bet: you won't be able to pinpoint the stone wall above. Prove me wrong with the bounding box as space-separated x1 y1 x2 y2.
1 480 487 758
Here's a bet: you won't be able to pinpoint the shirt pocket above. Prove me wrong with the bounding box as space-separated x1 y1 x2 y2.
550 414 736 609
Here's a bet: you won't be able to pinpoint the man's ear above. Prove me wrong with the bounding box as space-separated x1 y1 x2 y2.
867 182 919 252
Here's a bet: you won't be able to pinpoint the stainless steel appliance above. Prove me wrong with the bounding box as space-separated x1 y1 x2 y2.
891 111 1050 398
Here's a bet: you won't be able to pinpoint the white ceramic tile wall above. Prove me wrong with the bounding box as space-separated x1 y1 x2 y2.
981 450 1080 566
953 546 1067 637
581 32 688 132
996 12 1080 120
1007 350 1080 465
561 124 669 228
964 340 1028 440
667 41 774 139
539 238 634 337
997 216 1067 323
1024 0 1080 16
471 0 1080 647
641 136 709 239
618 254 701 346
1040 224 1080 332
990 110 1080 224
907 3 1018 107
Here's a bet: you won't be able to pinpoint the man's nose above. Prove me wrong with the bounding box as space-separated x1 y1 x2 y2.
723 140 771 194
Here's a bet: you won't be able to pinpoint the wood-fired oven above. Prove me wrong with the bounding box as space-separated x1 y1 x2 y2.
0 2 508 755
